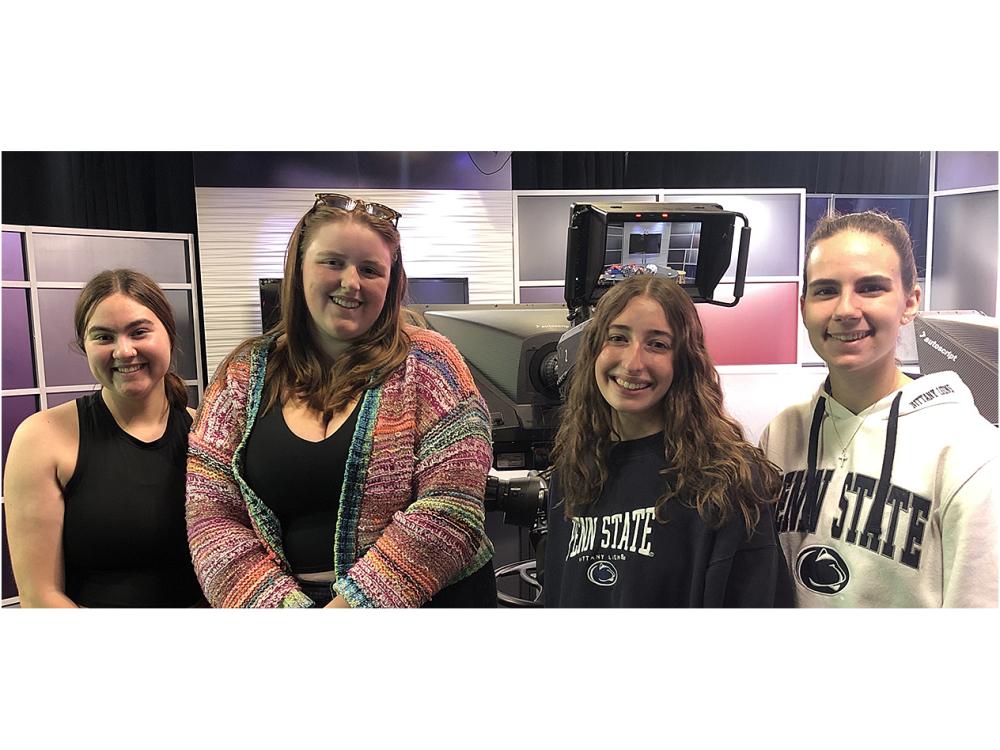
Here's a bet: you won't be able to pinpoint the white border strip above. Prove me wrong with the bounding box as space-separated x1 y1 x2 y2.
17 225 193 241
925 152 937 311
23 229 49 410
932 185 999 197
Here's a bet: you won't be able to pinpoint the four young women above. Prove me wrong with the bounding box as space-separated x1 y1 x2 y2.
6 208 995 607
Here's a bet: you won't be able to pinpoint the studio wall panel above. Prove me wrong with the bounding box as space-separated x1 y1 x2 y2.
2 395 38 479
519 286 564 303
664 193 803 278
2 289 36 389
698 282 799 365
931 191 998 316
32 233 190 283
516 194 657 281
935 151 998 191
37 288 94 387
2 231 25 281
45 390 96 408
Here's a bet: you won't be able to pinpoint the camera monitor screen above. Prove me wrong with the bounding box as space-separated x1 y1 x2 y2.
565 202 749 318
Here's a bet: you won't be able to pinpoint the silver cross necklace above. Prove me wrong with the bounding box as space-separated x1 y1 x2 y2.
828 411 868 467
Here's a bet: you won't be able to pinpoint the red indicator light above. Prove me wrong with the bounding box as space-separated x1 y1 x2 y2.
635 213 642 218
661 212 669 218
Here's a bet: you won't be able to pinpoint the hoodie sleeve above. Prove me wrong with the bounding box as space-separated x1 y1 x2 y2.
941 457 998 608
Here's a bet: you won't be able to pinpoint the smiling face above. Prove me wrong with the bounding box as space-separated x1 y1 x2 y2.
802 230 920 381
300 219 394 358
83 293 172 401
594 295 675 440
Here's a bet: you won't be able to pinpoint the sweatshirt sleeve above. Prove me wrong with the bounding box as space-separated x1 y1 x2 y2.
719 544 796 608
705 495 795 608
332 336 494 608
941 457 998 608
185 351 312 608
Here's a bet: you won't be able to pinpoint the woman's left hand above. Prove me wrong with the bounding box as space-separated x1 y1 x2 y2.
325 595 351 608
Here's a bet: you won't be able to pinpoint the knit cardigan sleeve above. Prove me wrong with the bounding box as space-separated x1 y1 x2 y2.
332 329 494 607
185 345 312 608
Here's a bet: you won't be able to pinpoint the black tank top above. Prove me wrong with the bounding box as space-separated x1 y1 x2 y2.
62 392 203 608
243 399 362 573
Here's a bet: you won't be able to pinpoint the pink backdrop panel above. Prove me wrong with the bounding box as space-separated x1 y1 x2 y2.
696 282 799 365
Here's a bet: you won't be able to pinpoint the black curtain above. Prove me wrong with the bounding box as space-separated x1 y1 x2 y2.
513 151 932 195
2 152 197 234
512 152 628 192
3 151 205 389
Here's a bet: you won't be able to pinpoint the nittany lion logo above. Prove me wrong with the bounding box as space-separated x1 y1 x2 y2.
796 546 850 595
587 561 618 587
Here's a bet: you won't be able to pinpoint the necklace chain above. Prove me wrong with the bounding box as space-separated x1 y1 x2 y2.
828 409 868 467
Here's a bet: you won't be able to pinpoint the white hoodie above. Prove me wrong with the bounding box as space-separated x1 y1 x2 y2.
760 371 998 607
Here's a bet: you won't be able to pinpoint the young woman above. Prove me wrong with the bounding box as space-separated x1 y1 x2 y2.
544 275 793 607
4 269 202 607
185 193 496 607
761 210 998 607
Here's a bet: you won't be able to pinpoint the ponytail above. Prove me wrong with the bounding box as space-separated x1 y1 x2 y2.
164 371 188 411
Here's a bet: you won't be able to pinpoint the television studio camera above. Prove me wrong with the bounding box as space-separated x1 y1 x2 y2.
414 202 751 606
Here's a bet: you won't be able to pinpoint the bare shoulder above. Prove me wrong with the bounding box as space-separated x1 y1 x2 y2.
13 401 78 445
6 401 80 486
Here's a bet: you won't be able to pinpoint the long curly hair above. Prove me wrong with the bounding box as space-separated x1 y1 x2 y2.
225 202 412 420
551 275 780 533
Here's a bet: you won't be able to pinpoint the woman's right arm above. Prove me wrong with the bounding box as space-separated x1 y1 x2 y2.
3 411 78 608
185 356 311 608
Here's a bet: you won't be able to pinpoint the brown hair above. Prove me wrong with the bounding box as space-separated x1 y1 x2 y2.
551 275 780 532
256 203 411 418
804 210 918 293
74 269 188 411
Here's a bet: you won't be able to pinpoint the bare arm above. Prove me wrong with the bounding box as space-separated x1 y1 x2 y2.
3 409 78 608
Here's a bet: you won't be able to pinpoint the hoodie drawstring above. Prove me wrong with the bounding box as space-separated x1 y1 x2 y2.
804 392 903 510
872 392 902 510
805 396 827 509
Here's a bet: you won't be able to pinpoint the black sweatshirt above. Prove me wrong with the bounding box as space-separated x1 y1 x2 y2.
544 432 794 607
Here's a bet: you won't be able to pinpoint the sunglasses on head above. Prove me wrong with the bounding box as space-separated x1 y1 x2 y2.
312 193 402 228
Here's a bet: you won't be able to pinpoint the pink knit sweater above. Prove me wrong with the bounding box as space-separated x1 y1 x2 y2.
185 326 494 607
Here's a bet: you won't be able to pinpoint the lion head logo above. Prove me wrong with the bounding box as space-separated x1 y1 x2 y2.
796 546 850 595
587 561 618 587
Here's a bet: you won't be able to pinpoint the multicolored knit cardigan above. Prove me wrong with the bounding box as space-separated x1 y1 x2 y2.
185 326 495 608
